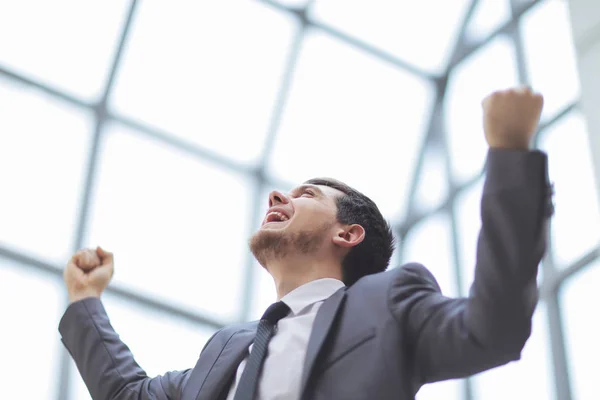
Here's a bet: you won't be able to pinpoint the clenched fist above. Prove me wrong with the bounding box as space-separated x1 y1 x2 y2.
64 247 114 303
482 86 544 150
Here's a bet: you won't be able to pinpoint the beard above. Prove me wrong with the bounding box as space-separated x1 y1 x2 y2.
249 221 333 268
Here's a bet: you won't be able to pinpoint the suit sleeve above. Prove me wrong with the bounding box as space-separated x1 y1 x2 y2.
389 149 553 384
59 297 202 400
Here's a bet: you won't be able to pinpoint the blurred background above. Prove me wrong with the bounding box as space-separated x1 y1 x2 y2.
0 0 599 399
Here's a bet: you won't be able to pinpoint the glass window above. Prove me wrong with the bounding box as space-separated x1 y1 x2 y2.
402 213 458 297
110 0 298 166
267 29 435 224
70 358 93 400
413 144 450 215
0 258 64 400
0 77 93 265
388 230 403 270
538 112 600 267
310 0 472 73
444 36 519 183
275 0 311 6
70 294 216 400
417 379 463 400
454 178 484 297
464 0 511 42
471 302 554 399
521 0 580 120
561 259 600 400
83 123 254 322
0 0 129 101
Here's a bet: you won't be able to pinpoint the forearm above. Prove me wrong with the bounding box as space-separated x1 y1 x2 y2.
397 149 552 384
466 149 550 348
59 298 185 400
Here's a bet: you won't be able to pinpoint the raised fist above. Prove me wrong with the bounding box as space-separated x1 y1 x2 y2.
482 86 544 150
64 247 114 303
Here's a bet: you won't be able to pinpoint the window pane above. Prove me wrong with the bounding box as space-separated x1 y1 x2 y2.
465 0 511 42
538 112 600 267
0 258 64 400
471 302 554 399
561 259 600 400
417 380 463 400
70 294 216 400
275 0 310 6
445 37 519 183
268 30 435 223
521 0 580 120
388 231 403 270
0 0 129 101
0 77 93 264
310 0 472 73
413 144 450 215
84 123 254 322
402 213 458 297
110 0 298 166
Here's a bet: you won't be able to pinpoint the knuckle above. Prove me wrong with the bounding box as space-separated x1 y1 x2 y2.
490 90 503 98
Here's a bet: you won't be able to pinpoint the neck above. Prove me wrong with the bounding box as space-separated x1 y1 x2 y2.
266 256 343 299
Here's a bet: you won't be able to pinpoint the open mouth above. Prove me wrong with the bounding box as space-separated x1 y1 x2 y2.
263 211 290 225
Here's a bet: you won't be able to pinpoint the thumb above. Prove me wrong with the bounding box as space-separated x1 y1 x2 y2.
96 246 114 265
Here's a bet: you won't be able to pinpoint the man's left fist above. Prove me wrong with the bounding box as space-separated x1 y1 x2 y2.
482 86 544 150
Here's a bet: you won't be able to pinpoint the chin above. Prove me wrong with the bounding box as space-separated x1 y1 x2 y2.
251 226 283 242
249 228 291 267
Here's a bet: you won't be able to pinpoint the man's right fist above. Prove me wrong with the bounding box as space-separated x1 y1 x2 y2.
64 247 114 303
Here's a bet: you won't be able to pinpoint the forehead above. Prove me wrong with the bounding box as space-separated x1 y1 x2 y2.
289 183 344 199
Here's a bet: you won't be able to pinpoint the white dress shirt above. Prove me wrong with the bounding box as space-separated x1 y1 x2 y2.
226 278 345 400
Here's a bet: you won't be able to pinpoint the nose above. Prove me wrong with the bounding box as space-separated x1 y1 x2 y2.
268 190 289 208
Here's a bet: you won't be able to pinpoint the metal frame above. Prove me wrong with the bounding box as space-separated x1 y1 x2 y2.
0 1 597 399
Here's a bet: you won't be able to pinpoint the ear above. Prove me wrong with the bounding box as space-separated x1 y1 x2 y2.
332 224 365 248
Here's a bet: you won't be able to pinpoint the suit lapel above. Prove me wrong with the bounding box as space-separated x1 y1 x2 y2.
184 327 257 400
300 287 346 398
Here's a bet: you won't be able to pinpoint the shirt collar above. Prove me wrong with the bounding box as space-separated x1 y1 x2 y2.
281 278 345 316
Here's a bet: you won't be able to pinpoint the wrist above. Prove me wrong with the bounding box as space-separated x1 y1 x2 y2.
488 145 531 152
68 290 101 304
485 134 533 151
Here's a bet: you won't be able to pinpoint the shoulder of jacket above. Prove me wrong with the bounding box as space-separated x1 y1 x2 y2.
201 320 257 353
219 320 258 336
347 262 438 295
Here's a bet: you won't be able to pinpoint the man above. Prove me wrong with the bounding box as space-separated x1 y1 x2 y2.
60 86 553 400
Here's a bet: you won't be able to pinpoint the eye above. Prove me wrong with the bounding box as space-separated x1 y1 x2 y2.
302 189 315 197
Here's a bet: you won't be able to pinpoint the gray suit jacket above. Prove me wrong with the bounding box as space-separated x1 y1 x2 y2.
59 149 553 400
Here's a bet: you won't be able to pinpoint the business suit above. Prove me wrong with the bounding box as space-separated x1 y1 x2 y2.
59 149 553 400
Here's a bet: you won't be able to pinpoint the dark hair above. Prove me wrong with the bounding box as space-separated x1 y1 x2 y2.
305 177 395 286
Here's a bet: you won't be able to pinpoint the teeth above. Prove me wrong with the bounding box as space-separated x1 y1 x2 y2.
267 211 289 222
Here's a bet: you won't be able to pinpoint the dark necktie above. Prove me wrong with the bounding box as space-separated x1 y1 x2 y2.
233 301 291 400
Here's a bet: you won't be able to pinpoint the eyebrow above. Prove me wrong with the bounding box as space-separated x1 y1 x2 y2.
291 184 324 196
